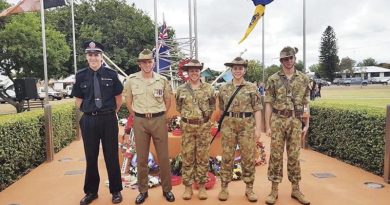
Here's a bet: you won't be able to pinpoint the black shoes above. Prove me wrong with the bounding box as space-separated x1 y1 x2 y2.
134 191 175 204
112 192 122 204
80 192 122 204
80 193 98 205
163 191 175 202
135 192 149 204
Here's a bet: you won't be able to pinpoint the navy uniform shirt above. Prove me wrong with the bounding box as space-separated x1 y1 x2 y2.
71 66 123 113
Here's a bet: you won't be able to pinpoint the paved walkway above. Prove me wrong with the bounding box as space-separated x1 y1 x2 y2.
1 134 389 205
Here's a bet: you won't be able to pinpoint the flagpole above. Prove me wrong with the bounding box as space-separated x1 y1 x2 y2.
71 0 77 74
188 0 193 59
39 0 48 104
154 0 159 73
40 0 54 162
262 15 265 82
193 0 198 60
163 13 174 88
303 0 306 73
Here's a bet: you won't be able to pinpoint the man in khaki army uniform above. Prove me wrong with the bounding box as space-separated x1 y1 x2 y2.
217 57 262 202
264 46 310 205
175 59 216 200
123 49 175 204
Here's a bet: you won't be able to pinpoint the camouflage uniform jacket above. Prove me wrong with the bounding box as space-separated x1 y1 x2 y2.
176 82 216 119
265 70 310 111
218 80 262 113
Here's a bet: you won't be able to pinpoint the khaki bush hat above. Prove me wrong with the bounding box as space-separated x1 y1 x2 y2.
280 46 298 59
182 59 203 71
137 49 154 61
224 56 248 67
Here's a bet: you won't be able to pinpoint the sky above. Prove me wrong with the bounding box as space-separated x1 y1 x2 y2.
7 0 390 71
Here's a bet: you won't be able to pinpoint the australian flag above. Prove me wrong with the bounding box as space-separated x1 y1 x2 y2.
154 21 171 72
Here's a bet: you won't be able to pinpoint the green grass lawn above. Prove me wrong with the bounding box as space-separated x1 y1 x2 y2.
312 84 390 109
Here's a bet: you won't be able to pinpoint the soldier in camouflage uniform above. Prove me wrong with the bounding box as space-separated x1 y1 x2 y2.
264 46 310 205
217 57 262 202
176 59 216 200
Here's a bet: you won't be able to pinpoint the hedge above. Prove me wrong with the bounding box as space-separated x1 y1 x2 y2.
308 102 386 176
0 103 76 191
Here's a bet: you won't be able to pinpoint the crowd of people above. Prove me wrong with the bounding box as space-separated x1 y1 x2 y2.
72 42 311 205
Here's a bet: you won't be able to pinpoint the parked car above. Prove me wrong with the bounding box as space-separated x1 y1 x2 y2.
381 79 390 85
342 78 368 86
37 87 63 100
333 78 343 86
315 79 331 86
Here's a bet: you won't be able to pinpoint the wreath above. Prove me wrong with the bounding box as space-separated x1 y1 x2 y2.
177 58 191 81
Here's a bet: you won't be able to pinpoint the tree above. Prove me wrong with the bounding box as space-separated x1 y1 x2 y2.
357 57 377 67
295 60 304 72
0 0 10 29
245 60 264 83
308 64 321 78
318 26 339 81
264 64 281 82
0 13 70 112
339 57 356 76
46 0 156 73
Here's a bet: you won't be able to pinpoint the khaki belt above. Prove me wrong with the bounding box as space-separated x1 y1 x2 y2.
227 112 253 118
181 117 209 125
272 108 302 118
134 111 165 119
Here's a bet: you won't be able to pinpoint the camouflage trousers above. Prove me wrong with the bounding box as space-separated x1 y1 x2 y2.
181 121 211 186
220 117 256 184
268 115 302 183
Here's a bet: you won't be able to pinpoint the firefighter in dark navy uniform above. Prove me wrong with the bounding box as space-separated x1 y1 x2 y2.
71 41 123 205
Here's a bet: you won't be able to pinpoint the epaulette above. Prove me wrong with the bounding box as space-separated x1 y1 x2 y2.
155 73 168 81
76 68 87 74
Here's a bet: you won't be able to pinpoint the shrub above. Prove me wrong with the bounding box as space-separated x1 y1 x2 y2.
0 103 76 191
308 102 386 175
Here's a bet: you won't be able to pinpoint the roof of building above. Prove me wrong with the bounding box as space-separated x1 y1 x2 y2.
352 66 390 73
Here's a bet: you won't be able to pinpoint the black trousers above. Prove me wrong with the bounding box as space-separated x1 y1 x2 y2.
80 113 123 194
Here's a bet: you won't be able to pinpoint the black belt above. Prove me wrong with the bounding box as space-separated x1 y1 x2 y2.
181 117 209 125
227 112 253 118
84 110 115 116
272 108 302 118
134 111 165 118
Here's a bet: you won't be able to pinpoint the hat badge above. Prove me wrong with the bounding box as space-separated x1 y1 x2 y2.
89 42 96 49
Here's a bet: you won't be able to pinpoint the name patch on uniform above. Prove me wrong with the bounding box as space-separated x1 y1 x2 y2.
101 78 113 81
154 89 163 97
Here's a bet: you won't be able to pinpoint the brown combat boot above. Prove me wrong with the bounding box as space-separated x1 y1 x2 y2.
291 183 310 205
245 183 258 202
265 182 279 205
198 184 208 200
182 185 193 200
218 183 229 201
